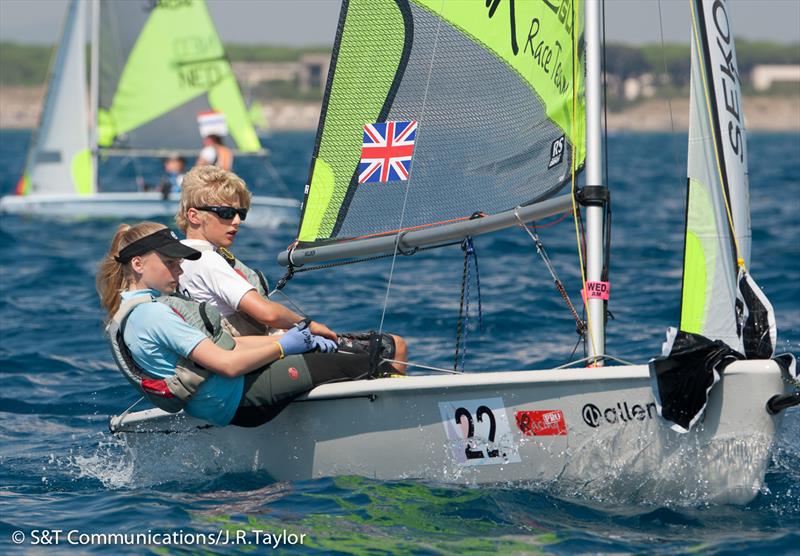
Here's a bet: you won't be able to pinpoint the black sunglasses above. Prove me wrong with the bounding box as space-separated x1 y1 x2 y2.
196 206 248 221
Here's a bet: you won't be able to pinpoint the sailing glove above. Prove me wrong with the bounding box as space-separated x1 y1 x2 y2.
277 325 316 356
311 336 338 353
277 322 339 355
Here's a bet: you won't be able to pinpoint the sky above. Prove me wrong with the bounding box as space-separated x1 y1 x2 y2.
0 0 798 47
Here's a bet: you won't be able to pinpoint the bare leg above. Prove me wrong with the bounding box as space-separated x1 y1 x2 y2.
390 334 408 374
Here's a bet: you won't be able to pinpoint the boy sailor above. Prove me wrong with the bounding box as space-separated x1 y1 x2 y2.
175 166 408 375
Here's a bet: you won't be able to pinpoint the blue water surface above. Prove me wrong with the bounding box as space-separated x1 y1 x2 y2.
0 129 798 554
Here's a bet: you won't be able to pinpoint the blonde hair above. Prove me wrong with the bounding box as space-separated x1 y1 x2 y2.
175 166 252 232
96 221 167 318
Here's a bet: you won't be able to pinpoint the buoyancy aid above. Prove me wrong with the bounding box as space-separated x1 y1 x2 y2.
105 293 235 413
192 244 275 337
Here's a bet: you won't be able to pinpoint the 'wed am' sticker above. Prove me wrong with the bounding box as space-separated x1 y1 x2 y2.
438 397 521 467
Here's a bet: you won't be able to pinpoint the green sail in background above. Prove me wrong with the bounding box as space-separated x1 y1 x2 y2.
298 0 585 245
97 0 260 153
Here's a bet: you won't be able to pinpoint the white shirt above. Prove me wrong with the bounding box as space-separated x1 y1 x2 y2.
199 145 218 164
178 239 255 317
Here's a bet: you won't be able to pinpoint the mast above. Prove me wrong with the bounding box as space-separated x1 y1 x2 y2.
584 0 606 364
89 0 100 194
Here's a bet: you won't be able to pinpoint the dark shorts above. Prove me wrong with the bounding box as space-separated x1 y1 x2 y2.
231 353 366 428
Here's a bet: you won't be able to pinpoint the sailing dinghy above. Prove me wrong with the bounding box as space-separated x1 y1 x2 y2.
0 0 298 227
110 0 797 504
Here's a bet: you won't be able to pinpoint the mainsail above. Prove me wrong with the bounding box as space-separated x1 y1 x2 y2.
293 0 585 254
96 0 260 153
18 0 92 196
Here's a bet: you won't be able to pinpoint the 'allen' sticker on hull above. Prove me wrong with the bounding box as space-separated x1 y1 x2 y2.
438 397 521 467
515 410 567 436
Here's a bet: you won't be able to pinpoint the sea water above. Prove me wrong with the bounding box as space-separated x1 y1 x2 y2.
1 130 797 554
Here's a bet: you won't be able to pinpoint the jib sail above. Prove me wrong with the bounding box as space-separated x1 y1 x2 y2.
653 0 779 433
680 0 755 351
18 0 92 196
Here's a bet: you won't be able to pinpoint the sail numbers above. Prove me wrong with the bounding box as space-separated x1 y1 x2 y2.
438 397 521 467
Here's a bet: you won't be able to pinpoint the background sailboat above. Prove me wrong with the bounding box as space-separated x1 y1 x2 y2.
0 0 298 227
110 0 796 504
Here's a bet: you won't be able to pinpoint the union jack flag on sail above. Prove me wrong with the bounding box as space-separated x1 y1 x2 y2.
358 120 417 184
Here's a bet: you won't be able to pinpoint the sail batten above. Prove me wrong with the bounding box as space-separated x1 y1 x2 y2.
293 0 585 252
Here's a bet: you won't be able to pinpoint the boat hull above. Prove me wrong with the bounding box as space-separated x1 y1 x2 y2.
0 192 299 228
111 360 791 504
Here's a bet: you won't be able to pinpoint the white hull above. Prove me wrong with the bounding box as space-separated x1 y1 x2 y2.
0 192 299 228
111 360 792 505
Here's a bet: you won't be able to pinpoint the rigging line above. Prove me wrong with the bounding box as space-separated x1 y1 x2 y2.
380 358 464 375
515 209 585 335
568 333 582 362
268 288 309 319
689 1 745 270
522 210 570 230
114 397 145 424
457 240 473 371
600 0 613 287
657 0 686 191
601 0 609 187
555 354 636 369
261 157 293 198
377 0 445 336
571 0 598 361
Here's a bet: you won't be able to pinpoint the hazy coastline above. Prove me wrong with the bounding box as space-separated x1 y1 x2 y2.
1 85 798 132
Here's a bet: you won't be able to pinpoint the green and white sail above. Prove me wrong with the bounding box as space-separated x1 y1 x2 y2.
680 0 755 351
18 0 93 196
293 0 585 253
96 0 260 153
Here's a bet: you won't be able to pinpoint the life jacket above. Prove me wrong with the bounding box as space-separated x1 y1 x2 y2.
105 293 235 413
190 243 275 337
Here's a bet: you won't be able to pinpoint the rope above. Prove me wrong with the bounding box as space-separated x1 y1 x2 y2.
571 0 598 361
555 354 636 369
381 357 464 375
454 237 482 371
515 209 585 335
601 0 610 187
262 157 294 198
377 0 445 337
115 397 145 425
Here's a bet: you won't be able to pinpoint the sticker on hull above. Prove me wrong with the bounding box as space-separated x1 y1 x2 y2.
515 410 567 436
438 397 521 467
